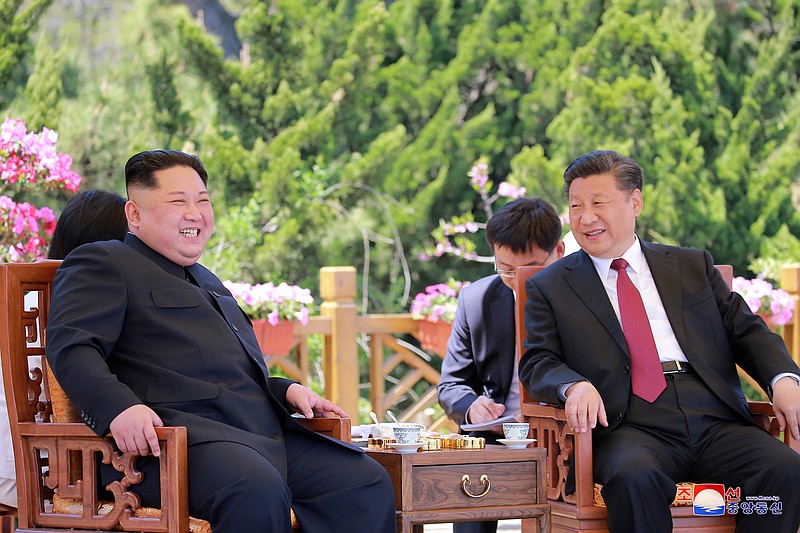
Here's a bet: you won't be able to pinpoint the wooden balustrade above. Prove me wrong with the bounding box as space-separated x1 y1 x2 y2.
780 264 800 365
262 266 455 431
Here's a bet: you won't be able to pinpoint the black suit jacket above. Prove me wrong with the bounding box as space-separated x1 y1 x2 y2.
437 275 516 425
519 240 799 435
46 234 356 474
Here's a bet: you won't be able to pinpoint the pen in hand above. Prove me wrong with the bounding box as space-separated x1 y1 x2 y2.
483 385 491 398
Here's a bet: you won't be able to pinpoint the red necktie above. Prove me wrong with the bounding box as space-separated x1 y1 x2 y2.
611 258 666 402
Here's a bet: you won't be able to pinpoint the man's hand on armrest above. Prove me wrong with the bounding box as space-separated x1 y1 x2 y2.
286 383 349 419
564 381 608 434
109 404 164 457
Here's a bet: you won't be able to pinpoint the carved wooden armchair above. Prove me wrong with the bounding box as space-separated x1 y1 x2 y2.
514 264 800 533
0 260 350 532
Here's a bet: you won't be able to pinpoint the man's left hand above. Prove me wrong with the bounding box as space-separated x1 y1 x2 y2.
286 383 349 419
772 375 800 440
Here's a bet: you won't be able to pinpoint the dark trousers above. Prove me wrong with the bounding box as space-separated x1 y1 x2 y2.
453 521 498 533
117 427 396 533
593 372 800 533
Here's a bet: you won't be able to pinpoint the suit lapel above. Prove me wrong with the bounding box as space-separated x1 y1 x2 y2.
642 243 687 350
564 251 629 355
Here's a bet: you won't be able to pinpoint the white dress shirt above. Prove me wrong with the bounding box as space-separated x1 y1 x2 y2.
588 238 688 364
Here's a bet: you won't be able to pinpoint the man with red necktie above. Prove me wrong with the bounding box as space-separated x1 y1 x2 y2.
519 150 800 533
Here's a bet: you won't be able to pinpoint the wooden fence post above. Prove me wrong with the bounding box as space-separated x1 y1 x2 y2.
319 267 359 419
780 264 800 365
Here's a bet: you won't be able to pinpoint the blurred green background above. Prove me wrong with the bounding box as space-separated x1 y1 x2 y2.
4 0 800 312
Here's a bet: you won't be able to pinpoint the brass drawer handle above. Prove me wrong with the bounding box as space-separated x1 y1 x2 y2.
461 474 491 498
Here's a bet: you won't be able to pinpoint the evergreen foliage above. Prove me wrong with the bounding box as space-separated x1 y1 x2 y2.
3 0 800 311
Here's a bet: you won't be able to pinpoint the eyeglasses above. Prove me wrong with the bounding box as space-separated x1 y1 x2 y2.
494 248 555 279
493 261 517 279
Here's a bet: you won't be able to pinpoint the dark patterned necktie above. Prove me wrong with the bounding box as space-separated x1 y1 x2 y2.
611 258 666 402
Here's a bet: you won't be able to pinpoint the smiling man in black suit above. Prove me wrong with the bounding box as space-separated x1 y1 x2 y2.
520 149 800 533
46 149 395 533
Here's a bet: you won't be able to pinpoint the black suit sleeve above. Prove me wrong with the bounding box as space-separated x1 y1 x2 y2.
519 275 588 406
46 245 144 436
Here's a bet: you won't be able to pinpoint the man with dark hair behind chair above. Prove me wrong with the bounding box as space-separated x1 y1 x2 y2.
46 150 395 533
438 197 564 533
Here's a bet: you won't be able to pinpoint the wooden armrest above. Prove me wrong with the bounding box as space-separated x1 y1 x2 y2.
747 400 775 416
295 417 351 442
17 423 189 532
521 402 569 421
522 401 595 506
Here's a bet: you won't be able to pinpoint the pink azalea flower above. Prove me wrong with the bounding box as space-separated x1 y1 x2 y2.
222 279 315 325
497 182 526 199
1 119 84 262
732 276 794 327
410 279 470 324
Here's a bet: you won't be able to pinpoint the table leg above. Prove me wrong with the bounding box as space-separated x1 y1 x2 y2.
521 509 550 533
397 514 424 533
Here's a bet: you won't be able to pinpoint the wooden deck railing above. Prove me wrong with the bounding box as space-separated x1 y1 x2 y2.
780 265 800 365
263 267 455 430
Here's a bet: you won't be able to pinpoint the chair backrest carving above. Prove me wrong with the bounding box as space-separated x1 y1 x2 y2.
1 261 62 427
1 261 195 532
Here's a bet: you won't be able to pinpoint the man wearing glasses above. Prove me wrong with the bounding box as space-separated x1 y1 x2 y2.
438 197 565 436
436 197 565 533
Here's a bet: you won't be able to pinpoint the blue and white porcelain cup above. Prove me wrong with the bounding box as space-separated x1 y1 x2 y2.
502 422 530 441
393 423 425 444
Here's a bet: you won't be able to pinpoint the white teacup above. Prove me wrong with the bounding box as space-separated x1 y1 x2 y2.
502 422 530 441
393 423 425 444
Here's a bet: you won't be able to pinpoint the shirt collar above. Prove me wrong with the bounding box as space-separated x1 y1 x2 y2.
123 232 193 281
587 236 644 280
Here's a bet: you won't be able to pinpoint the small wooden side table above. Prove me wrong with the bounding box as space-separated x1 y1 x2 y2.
366 445 549 533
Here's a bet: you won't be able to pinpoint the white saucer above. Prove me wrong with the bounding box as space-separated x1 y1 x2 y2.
497 438 537 450
387 442 423 454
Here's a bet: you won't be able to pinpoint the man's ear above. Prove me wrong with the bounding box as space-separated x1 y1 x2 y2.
631 188 644 217
125 200 141 229
554 240 566 260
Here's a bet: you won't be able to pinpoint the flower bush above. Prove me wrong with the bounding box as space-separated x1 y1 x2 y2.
732 276 794 326
410 279 469 324
420 157 526 262
223 280 314 326
1 118 82 262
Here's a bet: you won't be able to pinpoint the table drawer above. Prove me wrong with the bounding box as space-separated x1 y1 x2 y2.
411 461 538 511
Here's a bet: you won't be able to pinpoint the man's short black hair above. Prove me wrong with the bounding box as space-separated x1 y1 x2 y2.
125 150 208 194
485 197 562 254
563 150 642 196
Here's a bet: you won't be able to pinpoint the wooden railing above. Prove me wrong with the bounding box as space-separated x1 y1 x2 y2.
780 265 800 365
263 267 455 431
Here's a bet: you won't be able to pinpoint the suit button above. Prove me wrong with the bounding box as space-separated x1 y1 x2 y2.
623 366 630 374
212 291 221 298
616 412 623 420
231 324 239 332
